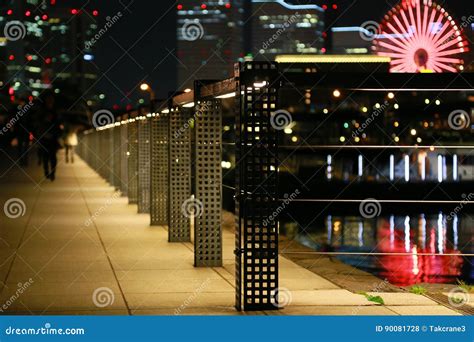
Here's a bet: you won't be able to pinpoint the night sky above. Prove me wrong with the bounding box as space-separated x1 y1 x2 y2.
92 0 469 107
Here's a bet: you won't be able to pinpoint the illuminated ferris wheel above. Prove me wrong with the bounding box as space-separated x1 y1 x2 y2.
373 0 469 72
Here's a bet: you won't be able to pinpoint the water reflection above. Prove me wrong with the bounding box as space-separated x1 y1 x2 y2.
289 213 473 286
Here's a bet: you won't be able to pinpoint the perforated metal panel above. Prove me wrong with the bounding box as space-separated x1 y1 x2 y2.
194 100 222 267
98 130 106 179
150 112 169 226
95 131 101 175
108 128 115 185
168 107 191 242
128 117 139 204
138 117 151 213
113 124 121 189
120 119 129 196
235 62 280 311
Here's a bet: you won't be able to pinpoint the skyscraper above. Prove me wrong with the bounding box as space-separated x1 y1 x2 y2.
251 0 325 61
176 0 245 87
0 0 99 102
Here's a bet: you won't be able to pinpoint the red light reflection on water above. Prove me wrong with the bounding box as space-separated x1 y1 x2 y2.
376 217 463 286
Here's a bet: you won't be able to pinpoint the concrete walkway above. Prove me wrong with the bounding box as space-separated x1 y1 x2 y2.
0 150 461 315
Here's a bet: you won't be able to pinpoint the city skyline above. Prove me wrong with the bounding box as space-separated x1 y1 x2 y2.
0 0 472 108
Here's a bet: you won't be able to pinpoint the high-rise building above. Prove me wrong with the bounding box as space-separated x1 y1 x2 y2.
0 0 100 102
251 0 325 61
176 0 245 87
330 27 372 55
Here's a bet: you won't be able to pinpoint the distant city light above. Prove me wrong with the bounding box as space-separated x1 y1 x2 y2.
394 103 399 109
404 155 409 182
332 89 341 98
453 154 458 181
389 155 394 181
410 129 417 136
437 155 443 183
387 92 395 99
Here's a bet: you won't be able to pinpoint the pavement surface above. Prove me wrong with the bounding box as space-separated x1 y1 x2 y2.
0 149 463 315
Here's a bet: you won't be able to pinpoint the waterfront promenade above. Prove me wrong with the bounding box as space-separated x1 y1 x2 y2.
0 150 462 315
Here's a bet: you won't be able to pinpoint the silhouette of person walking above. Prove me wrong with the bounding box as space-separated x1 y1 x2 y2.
37 94 62 181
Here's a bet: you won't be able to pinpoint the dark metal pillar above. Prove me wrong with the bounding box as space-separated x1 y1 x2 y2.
120 116 129 196
137 113 151 213
168 106 191 242
127 113 139 204
107 127 114 185
234 62 280 311
150 110 169 226
193 98 223 267
113 121 122 190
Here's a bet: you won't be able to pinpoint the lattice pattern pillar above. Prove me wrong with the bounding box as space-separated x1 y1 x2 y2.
235 62 280 311
150 111 169 226
113 122 121 190
168 107 191 242
194 100 222 267
120 117 129 196
127 115 139 204
108 127 114 185
137 115 151 213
